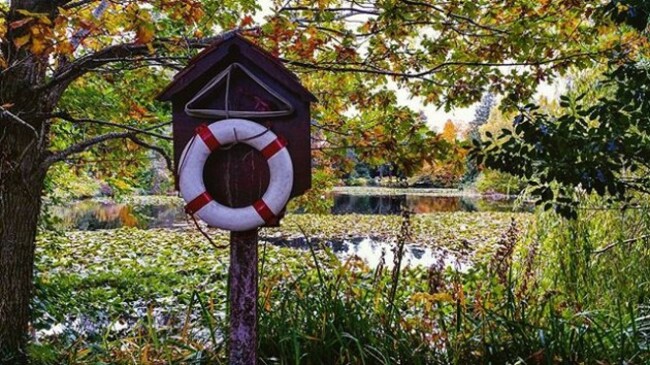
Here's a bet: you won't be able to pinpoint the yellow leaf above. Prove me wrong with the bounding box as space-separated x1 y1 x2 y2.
36 15 52 26
135 24 154 44
13 34 31 49
30 38 47 54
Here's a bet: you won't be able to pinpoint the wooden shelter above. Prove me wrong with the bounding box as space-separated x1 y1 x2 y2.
157 33 316 222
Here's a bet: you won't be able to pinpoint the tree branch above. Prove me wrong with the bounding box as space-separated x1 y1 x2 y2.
594 234 650 255
280 6 380 16
282 51 606 79
126 134 173 172
51 112 172 140
398 0 508 34
42 131 133 168
60 0 99 10
0 106 39 138
44 36 223 92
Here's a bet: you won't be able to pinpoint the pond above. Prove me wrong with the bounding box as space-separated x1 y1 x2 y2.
47 189 526 231
332 193 521 214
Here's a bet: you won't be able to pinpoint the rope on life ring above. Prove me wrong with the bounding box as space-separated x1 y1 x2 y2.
178 119 293 231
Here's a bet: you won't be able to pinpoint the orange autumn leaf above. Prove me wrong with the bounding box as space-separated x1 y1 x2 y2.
13 33 30 48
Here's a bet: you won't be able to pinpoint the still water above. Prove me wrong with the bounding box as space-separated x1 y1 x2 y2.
48 193 523 231
332 194 520 214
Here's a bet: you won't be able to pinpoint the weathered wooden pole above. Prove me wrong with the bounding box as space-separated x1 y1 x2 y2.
229 229 259 365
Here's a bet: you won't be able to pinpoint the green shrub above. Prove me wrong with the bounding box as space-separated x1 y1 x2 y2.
475 169 527 195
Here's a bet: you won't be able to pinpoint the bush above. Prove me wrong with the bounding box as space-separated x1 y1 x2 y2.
408 172 460 188
346 177 370 186
475 169 526 195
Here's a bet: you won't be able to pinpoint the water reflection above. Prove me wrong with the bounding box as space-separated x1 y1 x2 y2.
49 193 524 230
49 200 186 230
332 194 522 215
266 235 470 271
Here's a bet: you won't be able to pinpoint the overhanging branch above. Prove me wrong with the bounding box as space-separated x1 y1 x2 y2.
42 131 133 169
51 112 172 141
44 36 222 92
41 119 172 169
127 135 173 172
282 51 607 79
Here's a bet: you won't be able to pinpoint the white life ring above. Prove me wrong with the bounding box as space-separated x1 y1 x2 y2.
178 119 293 231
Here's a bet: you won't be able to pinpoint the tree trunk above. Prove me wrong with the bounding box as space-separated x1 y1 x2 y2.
0 173 44 364
0 7 51 355
0 123 46 364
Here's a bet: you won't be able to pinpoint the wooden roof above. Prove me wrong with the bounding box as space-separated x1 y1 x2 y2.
157 33 317 103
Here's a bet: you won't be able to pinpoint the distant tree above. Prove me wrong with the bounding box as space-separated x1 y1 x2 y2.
470 94 496 134
463 93 495 184
441 119 459 143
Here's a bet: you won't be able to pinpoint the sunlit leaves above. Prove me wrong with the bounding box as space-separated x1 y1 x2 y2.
8 9 57 55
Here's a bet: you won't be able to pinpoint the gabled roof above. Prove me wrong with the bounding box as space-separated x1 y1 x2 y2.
157 33 317 103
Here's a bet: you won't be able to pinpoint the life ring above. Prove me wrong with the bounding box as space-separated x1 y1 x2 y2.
178 119 293 231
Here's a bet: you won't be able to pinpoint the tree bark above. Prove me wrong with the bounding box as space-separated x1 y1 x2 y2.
0 5 51 360
0 124 47 364
0 172 45 364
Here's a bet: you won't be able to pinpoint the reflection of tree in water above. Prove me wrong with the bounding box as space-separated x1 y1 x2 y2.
332 194 523 214
474 198 524 212
459 197 478 212
332 195 404 214
408 196 462 213
54 201 185 230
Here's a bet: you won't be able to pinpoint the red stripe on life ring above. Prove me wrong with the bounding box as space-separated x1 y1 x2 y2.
253 199 275 223
261 136 287 160
185 192 213 214
196 124 221 152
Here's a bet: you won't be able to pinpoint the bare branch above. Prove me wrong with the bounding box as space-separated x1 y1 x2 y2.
0 106 39 138
42 131 132 168
126 134 173 172
42 112 173 169
282 51 606 79
51 112 172 141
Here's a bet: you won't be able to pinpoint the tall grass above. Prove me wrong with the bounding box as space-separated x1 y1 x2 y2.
256 203 650 364
258 211 436 364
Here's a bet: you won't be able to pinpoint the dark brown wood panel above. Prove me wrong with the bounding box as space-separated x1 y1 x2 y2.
165 35 314 224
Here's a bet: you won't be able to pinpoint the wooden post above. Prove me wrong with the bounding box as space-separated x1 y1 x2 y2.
229 229 259 365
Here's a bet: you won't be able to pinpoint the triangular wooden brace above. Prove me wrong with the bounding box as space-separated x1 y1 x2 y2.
185 63 295 119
